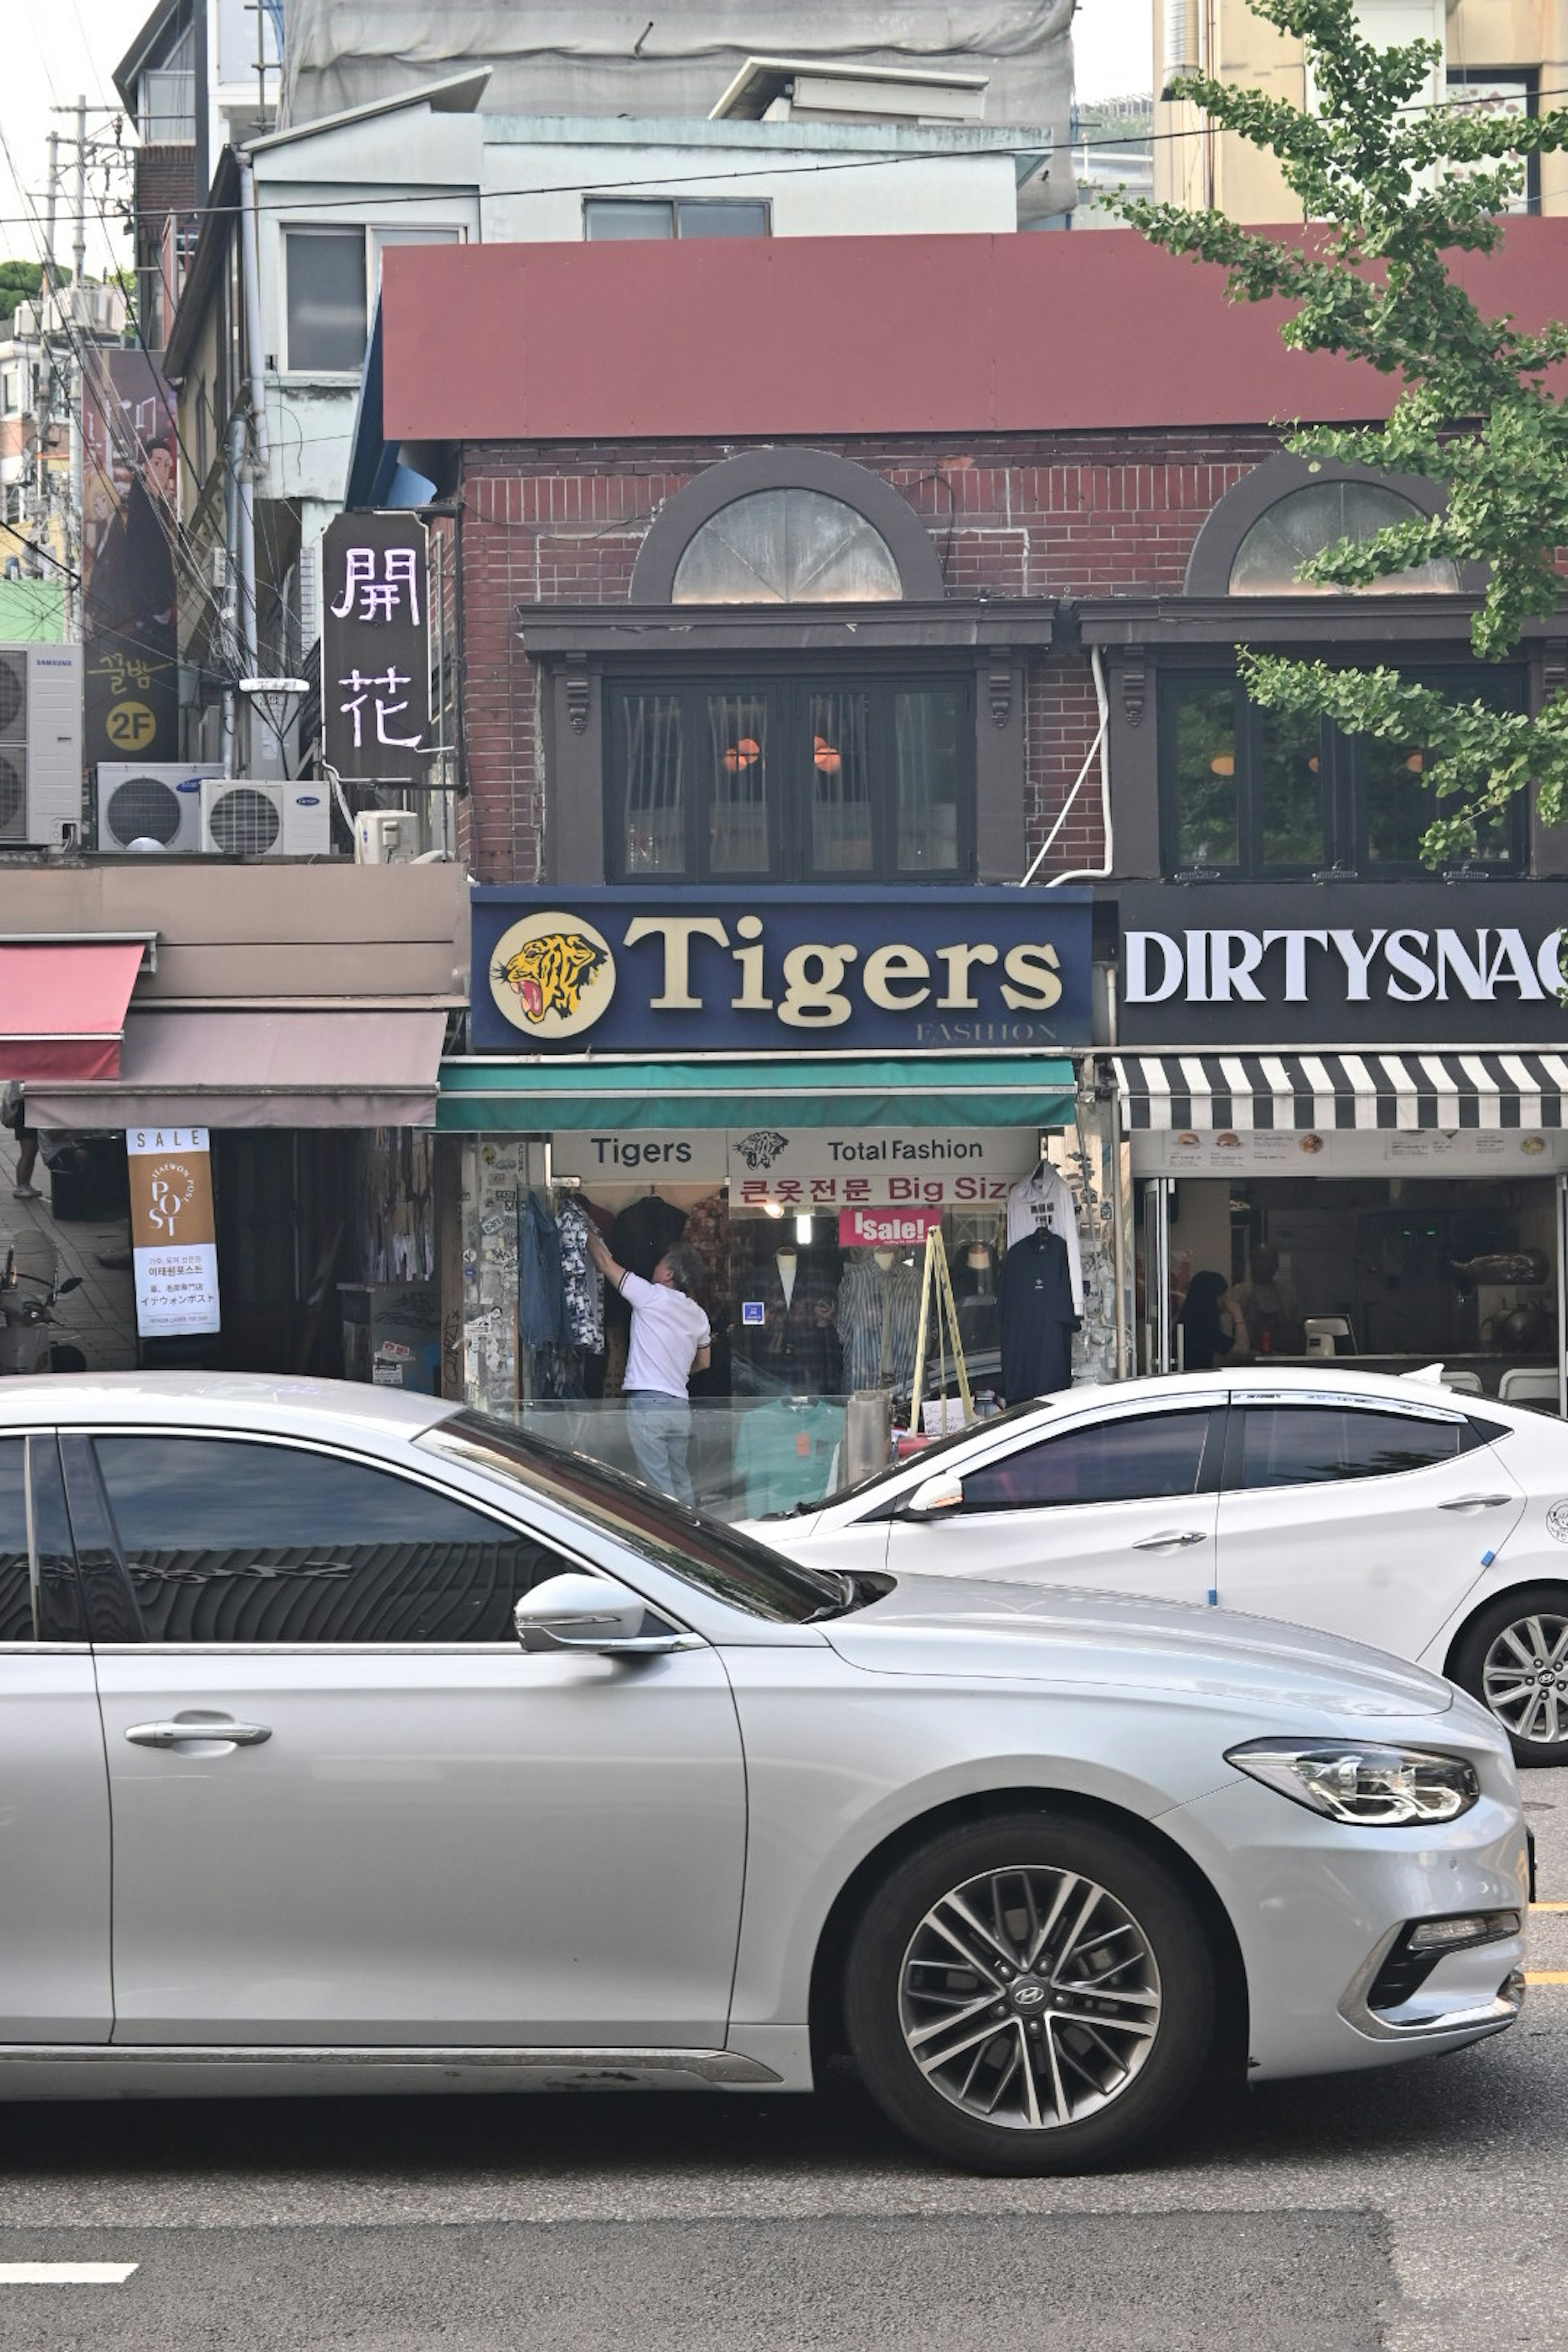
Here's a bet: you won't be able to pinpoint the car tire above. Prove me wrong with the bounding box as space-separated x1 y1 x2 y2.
1452 1585 1568 1767
843 1811 1216 2175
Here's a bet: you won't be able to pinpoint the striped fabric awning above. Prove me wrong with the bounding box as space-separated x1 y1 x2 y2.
1111 1051 1568 1132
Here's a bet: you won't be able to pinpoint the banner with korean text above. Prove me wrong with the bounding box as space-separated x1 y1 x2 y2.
127 1127 220 1337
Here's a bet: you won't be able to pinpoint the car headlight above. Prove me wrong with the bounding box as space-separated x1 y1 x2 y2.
1225 1738 1480 1826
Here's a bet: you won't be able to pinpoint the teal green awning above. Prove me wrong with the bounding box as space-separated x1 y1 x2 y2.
438 1055 1078 1132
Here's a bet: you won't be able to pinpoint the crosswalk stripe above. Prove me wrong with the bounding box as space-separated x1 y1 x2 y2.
0 2263 138 2285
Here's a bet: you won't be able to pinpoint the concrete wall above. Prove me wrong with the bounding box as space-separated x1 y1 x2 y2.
0 863 470 1004
1155 0 1568 218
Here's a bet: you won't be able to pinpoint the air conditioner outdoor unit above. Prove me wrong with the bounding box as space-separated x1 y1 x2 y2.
95 761 221 852
200 776 332 858
0 642 82 848
354 809 419 864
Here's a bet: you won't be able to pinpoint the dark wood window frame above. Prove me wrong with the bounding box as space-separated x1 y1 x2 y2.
1446 69 1541 216
1156 659 1529 882
607 666 978 885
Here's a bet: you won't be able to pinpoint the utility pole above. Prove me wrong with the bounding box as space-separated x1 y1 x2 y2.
37 132 64 617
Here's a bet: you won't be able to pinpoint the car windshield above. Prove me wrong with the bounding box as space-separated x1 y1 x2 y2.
418 1408 848 1624
799 1396 1058 1515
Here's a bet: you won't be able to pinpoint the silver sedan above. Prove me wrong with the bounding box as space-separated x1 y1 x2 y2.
0 1375 1529 2174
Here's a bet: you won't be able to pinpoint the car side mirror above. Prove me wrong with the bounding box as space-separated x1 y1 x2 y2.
896 1474 965 1520
514 1572 687 1656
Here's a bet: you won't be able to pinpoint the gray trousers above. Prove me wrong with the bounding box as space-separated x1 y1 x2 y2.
624 1390 695 1508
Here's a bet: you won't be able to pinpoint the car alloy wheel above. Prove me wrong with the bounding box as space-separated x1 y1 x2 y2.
1453 1586 1568 1767
1482 1610 1568 1748
898 1864 1161 2131
843 1813 1215 2174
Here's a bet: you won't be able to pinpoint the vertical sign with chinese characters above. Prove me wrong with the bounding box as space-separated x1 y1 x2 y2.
127 1127 220 1337
320 512 431 786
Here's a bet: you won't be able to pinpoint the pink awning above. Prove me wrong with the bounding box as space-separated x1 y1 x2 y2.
26 1008 447 1130
0 942 146 1081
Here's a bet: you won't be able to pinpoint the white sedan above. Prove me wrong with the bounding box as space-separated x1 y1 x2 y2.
743 1367 1568 1767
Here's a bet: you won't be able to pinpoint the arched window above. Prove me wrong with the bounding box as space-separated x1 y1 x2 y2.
671 488 903 605
1229 480 1460 595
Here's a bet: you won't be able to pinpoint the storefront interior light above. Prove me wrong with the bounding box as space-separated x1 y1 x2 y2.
763 1199 785 1220
814 733 842 776
722 737 760 773
794 1212 813 1244
1209 752 1236 777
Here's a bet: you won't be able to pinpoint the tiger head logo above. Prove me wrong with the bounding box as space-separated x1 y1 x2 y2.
495 931 609 1026
734 1127 789 1172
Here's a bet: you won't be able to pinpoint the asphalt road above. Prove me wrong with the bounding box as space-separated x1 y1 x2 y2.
0 1770 1562 2352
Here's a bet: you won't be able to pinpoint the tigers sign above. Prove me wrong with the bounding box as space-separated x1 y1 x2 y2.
474 888 1092 1054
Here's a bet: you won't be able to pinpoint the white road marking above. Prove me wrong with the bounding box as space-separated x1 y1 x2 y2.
0 2263 139 2285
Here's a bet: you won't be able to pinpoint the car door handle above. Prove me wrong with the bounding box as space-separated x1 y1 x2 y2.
1439 1495 1514 1511
123 1719 272 1750
1131 1529 1208 1551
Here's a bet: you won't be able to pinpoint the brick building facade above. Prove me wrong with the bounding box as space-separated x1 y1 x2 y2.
456 428 1285 888
354 228 1568 906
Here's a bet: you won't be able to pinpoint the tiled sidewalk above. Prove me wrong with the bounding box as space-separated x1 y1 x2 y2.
0 1130 139 1370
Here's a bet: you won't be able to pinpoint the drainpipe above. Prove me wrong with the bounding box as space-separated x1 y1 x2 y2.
238 153 270 480
236 151 269 764
1018 643 1114 889
221 412 244 776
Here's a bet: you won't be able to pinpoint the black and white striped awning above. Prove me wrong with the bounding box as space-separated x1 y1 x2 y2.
1111 1051 1568 1132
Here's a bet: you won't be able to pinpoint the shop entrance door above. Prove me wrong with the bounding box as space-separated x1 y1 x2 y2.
1139 1178 1174 1375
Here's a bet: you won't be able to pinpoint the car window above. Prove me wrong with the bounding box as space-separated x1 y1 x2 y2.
421 1409 847 1623
1232 1405 1471 1492
0 1438 32 1639
31 1436 84 1641
960 1411 1213 1512
92 1436 575 1644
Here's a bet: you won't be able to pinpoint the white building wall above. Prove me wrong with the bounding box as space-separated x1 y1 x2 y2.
479 139 1020 239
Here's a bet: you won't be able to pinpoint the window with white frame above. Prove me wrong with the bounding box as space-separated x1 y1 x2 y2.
282 225 463 374
585 197 770 241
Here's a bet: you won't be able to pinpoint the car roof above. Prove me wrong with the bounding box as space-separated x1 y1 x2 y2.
991 1364 1539 1426
0 1370 457 1440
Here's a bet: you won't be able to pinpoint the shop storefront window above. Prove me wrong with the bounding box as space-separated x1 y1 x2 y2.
1160 665 1526 879
610 675 973 883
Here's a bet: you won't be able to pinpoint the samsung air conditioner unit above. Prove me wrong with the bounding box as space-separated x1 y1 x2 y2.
0 642 82 848
95 762 221 853
200 776 332 858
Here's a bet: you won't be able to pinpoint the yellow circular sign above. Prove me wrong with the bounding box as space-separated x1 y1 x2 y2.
489 911 616 1040
105 700 157 752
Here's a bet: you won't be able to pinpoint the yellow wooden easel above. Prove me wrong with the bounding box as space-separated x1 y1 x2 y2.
908 1226 975 1432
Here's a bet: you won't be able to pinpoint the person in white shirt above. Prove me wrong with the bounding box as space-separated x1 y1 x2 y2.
586 1230 711 1507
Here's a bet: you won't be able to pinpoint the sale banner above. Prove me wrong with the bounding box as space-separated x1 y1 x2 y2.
127 1127 220 1336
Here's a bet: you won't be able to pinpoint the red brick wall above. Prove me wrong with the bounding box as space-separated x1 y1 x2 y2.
458 429 1283 885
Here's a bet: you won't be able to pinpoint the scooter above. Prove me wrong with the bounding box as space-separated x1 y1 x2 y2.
0 1243 86 1375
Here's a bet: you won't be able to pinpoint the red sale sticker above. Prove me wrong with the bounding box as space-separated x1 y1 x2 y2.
837 1205 946 1249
